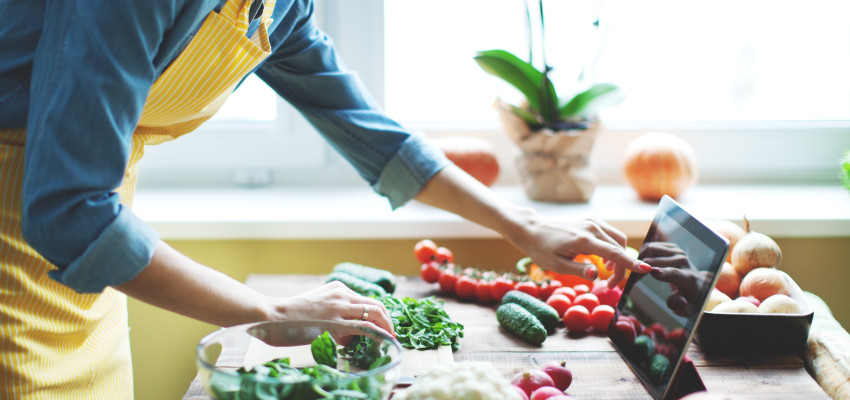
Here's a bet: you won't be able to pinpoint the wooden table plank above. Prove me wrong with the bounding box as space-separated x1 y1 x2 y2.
184 274 831 399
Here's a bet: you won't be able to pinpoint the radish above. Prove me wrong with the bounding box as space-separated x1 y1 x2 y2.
530 386 565 400
510 369 555 397
541 361 573 391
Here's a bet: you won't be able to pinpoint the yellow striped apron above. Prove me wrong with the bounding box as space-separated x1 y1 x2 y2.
0 0 275 398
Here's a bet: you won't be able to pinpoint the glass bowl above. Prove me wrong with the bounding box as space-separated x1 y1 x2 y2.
197 320 403 400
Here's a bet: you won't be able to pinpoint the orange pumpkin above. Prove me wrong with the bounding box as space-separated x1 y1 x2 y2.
431 137 500 187
623 131 698 201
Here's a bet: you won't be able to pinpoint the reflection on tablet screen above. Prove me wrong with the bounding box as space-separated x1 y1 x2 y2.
609 196 728 400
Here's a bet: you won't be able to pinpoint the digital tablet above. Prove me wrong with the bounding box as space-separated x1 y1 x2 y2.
608 195 729 400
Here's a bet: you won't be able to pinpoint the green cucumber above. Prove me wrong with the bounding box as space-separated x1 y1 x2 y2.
332 262 396 294
325 272 387 297
501 290 560 332
496 303 547 346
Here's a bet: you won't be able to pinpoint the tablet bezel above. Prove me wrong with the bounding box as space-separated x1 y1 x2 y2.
608 195 729 400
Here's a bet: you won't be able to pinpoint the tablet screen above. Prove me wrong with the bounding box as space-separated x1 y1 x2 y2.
608 195 729 400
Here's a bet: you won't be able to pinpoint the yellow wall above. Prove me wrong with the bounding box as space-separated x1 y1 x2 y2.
129 237 850 400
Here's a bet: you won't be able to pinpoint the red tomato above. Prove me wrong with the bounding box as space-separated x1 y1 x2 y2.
551 286 577 302
615 319 637 344
537 279 562 301
413 239 437 264
667 327 688 347
438 268 458 293
419 261 442 284
573 293 600 312
475 280 496 303
455 275 477 300
645 323 669 342
514 280 540 298
545 294 572 318
490 276 515 302
563 305 591 333
590 305 615 332
434 246 454 264
572 284 590 296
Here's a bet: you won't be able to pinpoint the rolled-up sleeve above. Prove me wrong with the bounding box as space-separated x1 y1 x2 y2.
255 1 451 209
19 0 212 293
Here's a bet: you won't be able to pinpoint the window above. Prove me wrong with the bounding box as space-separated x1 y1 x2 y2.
137 0 850 188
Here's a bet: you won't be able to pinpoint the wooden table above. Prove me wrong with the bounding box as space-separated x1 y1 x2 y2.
183 274 831 399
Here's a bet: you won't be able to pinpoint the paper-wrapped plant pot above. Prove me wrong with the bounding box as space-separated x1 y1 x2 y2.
494 98 598 203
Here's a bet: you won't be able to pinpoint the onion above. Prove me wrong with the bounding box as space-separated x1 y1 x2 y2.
731 231 782 277
622 131 698 201
714 262 741 299
739 267 789 302
711 299 759 314
705 219 746 263
758 294 804 314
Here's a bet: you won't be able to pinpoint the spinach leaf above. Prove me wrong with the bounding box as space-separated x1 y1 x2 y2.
310 331 337 367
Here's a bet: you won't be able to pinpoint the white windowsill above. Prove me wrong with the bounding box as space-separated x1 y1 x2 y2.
132 184 850 240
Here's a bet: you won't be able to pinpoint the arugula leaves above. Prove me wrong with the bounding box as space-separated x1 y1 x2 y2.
381 295 465 351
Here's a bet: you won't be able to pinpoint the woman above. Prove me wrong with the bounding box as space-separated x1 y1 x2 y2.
0 0 650 398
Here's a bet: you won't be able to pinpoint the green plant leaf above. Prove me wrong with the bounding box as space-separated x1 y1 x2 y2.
840 150 850 192
559 82 625 120
473 49 558 117
310 331 337 368
509 104 542 128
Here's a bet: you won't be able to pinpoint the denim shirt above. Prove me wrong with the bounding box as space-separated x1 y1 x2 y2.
0 0 449 293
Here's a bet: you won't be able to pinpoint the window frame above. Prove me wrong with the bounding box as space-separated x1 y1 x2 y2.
137 0 850 188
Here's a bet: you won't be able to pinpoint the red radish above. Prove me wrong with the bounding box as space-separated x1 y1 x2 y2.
540 361 573 391
530 386 565 400
512 385 530 400
510 369 555 397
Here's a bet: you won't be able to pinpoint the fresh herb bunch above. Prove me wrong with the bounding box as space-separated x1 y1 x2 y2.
474 0 624 131
380 295 465 351
208 331 390 400
841 150 850 192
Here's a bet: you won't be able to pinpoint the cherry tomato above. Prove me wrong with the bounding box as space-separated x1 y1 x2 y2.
438 268 458 293
419 261 442 284
537 279 562 301
563 305 591 333
573 284 590 296
414 239 438 264
434 246 454 264
545 294 572 318
514 280 540 298
573 293 600 312
590 305 615 332
615 319 637 344
475 279 496 303
489 276 515 302
455 275 478 300
551 286 577 302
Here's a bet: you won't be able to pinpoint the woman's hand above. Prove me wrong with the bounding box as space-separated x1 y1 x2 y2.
413 165 650 290
516 215 652 289
270 281 395 344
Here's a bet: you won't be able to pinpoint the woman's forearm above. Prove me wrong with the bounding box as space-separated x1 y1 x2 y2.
114 240 274 327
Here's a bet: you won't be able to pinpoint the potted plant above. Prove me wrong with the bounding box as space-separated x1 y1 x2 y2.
474 0 624 202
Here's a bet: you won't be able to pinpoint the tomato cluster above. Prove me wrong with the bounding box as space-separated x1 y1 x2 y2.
414 239 624 318
416 239 569 304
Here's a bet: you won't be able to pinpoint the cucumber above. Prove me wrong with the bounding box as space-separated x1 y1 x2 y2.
496 303 547 346
332 262 396 294
501 290 560 332
325 272 387 297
